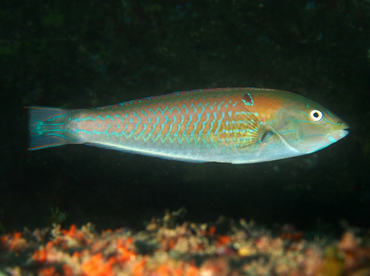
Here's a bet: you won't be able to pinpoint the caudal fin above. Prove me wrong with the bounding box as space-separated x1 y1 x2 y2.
26 107 78 150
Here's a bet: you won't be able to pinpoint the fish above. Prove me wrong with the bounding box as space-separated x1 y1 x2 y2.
26 88 349 164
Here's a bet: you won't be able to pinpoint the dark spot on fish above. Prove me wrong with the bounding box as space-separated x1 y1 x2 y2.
261 131 274 142
242 93 254 106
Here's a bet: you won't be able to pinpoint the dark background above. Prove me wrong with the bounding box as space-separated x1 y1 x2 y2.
1 0 369 235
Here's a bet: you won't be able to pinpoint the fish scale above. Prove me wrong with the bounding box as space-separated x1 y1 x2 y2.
26 88 349 164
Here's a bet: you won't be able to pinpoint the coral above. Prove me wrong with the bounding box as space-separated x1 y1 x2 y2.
1 213 370 275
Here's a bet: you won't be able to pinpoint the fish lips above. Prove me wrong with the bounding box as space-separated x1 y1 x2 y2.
330 128 349 142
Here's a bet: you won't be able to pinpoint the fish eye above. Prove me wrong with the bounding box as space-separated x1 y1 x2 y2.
310 110 323 121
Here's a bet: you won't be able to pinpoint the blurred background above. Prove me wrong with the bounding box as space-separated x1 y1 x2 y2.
0 0 369 235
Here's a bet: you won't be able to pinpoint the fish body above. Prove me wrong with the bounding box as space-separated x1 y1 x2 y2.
27 88 349 164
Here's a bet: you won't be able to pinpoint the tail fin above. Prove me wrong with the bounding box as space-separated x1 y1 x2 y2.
26 107 78 150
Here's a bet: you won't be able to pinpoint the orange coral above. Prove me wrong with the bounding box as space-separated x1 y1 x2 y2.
185 265 199 276
207 226 216 236
280 232 303 241
62 264 74 276
1 231 27 252
82 253 115 276
216 235 231 246
131 258 146 276
157 264 171 276
33 241 54 263
38 266 56 276
61 224 77 237
116 238 137 263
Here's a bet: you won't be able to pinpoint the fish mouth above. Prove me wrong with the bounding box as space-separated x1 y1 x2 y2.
330 119 349 141
330 128 349 141
341 121 350 131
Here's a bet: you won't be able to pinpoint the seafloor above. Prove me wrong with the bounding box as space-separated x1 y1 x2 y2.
1 210 370 276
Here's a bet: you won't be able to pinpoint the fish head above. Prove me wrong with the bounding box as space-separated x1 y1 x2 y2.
266 96 349 155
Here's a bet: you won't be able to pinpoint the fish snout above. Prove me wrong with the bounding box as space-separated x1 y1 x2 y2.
331 118 349 141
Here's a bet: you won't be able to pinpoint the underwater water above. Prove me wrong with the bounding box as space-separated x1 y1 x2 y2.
0 0 370 274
